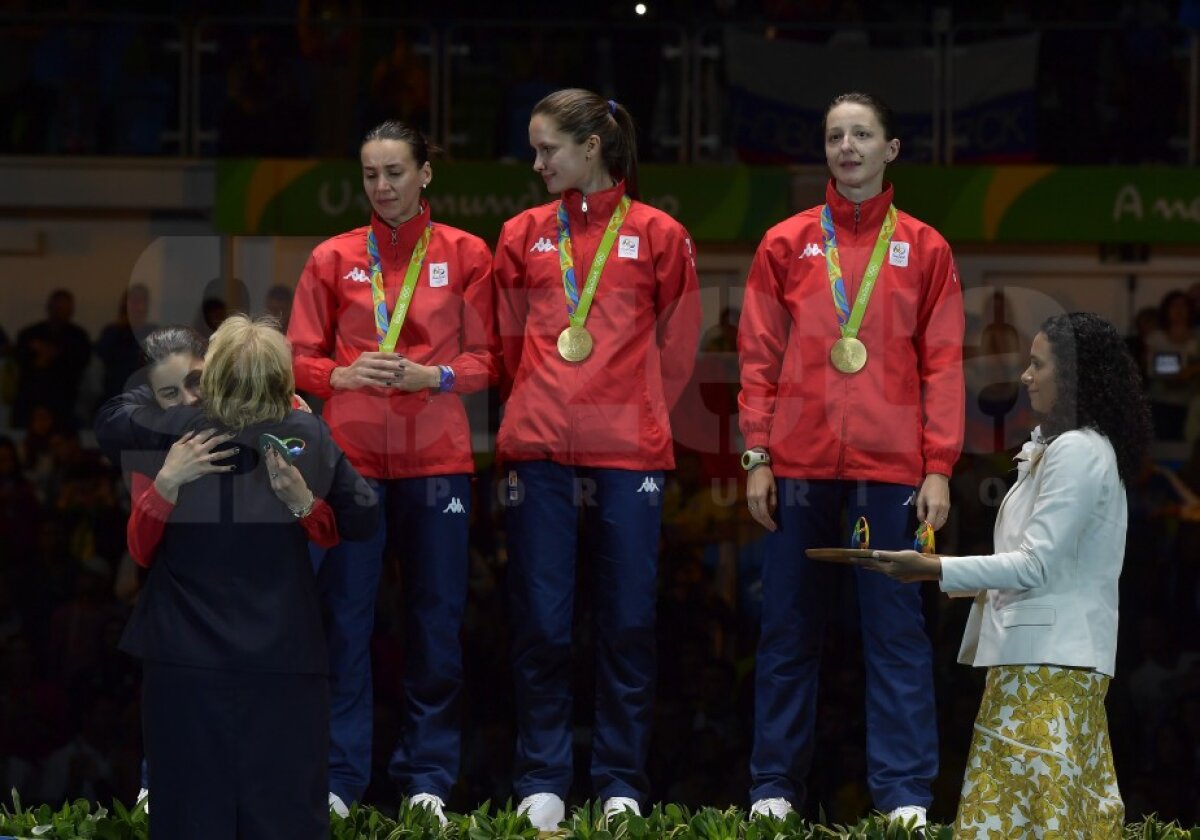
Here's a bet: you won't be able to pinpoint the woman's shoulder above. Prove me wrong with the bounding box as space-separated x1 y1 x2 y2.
1047 428 1117 471
626 199 695 239
431 221 492 256
499 203 557 233
757 206 823 244
310 226 369 258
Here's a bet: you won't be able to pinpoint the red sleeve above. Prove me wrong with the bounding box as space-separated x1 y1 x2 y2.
653 219 702 409
298 498 339 548
127 472 174 568
737 232 793 451
441 236 497 394
493 219 530 402
915 230 965 477
288 250 340 399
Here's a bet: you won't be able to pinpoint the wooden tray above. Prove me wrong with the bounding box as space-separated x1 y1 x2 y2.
805 548 875 565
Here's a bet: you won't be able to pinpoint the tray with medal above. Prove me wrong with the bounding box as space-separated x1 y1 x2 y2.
806 518 936 565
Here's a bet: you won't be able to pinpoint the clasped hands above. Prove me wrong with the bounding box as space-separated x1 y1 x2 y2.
331 351 439 392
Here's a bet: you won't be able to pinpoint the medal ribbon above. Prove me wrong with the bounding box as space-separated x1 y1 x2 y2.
367 222 433 352
557 195 632 328
913 521 936 554
820 203 897 339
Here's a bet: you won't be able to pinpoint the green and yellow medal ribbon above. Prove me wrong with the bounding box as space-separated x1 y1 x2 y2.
556 195 632 328
367 222 432 353
820 203 897 341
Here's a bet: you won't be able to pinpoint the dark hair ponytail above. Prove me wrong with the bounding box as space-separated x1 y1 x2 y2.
532 88 639 199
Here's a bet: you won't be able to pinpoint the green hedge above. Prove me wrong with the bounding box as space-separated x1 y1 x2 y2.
2 794 1199 840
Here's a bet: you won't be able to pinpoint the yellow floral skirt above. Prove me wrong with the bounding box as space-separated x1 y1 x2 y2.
953 664 1123 839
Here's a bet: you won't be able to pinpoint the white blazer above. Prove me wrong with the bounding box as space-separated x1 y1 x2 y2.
940 427 1127 677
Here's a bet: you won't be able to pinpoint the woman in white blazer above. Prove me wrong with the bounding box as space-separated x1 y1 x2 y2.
868 312 1152 839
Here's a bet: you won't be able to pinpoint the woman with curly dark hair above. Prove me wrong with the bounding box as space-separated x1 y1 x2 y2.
867 312 1151 838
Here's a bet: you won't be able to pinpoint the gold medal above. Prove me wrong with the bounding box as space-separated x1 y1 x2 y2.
830 336 867 373
557 325 594 362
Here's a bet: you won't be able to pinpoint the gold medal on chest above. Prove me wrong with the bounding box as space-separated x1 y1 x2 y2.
830 336 867 373
557 325 594 362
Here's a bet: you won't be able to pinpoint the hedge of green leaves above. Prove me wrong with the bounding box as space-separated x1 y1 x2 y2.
3 793 1199 840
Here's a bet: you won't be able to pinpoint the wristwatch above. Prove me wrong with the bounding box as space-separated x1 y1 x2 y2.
741 448 771 472
438 365 456 393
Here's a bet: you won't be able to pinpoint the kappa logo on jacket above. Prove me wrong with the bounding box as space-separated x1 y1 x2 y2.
529 237 557 253
636 476 660 493
798 243 824 259
442 497 465 514
343 266 370 283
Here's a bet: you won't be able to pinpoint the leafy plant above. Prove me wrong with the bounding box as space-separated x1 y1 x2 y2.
4 790 1200 839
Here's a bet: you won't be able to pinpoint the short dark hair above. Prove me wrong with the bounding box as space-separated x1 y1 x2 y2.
362 120 437 166
142 326 207 367
825 92 896 140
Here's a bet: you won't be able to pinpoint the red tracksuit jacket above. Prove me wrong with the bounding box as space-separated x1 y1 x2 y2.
288 202 495 479
738 181 964 486
494 182 701 470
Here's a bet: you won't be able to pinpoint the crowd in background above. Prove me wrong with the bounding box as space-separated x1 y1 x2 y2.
0 0 1196 162
0 276 1197 823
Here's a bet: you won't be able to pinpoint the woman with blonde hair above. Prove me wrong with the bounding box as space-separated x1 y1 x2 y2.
96 315 378 840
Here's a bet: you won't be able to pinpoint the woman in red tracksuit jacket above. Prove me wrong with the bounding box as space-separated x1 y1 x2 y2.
493 88 701 830
287 121 495 825
738 92 964 829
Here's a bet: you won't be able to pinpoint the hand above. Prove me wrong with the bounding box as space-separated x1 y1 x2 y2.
916 473 950 531
329 351 407 391
264 447 314 513
746 464 778 532
390 358 440 392
863 549 942 582
154 429 238 503
292 393 313 413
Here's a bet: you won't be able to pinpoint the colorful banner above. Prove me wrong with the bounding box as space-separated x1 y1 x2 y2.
888 166 1200 244
215 160 791 243
217 160 1200 245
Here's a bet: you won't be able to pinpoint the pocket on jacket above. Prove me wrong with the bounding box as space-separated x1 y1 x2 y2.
1000 606 1056 627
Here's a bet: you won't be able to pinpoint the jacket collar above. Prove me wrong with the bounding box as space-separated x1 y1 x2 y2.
369 200 432 263
1014 425 1052 478
559 180 627 230
824 179 895 242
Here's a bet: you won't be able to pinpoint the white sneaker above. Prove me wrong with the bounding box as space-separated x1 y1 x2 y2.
750 797 793 819
328 792 350 818
602 796 640 821
887 805 927 829
409 793 448 826
517 792 565 831
135 787 150 815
